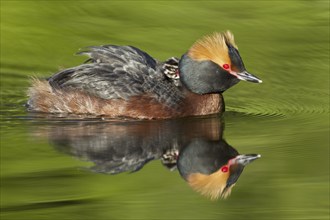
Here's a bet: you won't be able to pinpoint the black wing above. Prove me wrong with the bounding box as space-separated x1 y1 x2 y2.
48 45 180 102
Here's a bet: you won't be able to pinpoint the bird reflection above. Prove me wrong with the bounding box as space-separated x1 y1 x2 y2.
33 116 260 199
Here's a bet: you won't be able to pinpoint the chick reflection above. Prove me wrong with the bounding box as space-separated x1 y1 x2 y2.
39 116 259 199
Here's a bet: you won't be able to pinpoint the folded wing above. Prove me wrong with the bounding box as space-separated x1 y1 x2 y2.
49 45 182 104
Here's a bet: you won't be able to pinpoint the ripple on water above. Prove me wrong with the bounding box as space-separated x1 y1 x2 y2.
227 86 328 119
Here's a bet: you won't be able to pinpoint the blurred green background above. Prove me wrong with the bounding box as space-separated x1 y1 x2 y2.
1 1 329 220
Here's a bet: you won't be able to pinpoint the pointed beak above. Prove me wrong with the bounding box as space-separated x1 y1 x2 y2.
221 154 261 198
232 154 261 166
236 71 262 83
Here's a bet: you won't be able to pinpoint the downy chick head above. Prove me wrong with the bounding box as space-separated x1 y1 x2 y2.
179 31 262 94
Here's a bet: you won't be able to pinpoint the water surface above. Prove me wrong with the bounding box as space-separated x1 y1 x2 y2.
1 1 329 220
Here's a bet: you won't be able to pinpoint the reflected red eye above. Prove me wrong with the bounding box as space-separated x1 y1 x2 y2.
222 64 230 70
221 166 229 173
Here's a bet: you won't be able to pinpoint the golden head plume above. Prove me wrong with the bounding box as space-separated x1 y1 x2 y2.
187 170 235 200
188 31 238 66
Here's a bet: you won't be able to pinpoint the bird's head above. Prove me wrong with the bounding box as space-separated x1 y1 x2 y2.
177 139 260 200
179 31 262 94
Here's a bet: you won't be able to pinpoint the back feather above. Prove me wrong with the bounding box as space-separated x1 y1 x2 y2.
48 45 183 107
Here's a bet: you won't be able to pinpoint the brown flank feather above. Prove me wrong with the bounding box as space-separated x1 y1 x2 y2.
188 31 237 67
27 79 223 119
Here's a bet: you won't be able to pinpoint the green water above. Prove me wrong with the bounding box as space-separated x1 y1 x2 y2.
1 1 329 220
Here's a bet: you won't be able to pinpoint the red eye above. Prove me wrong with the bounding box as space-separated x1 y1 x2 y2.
221 166 229 173
222 64 230 70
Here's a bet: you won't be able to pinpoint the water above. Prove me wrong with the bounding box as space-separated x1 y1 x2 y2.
1 1 329 220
